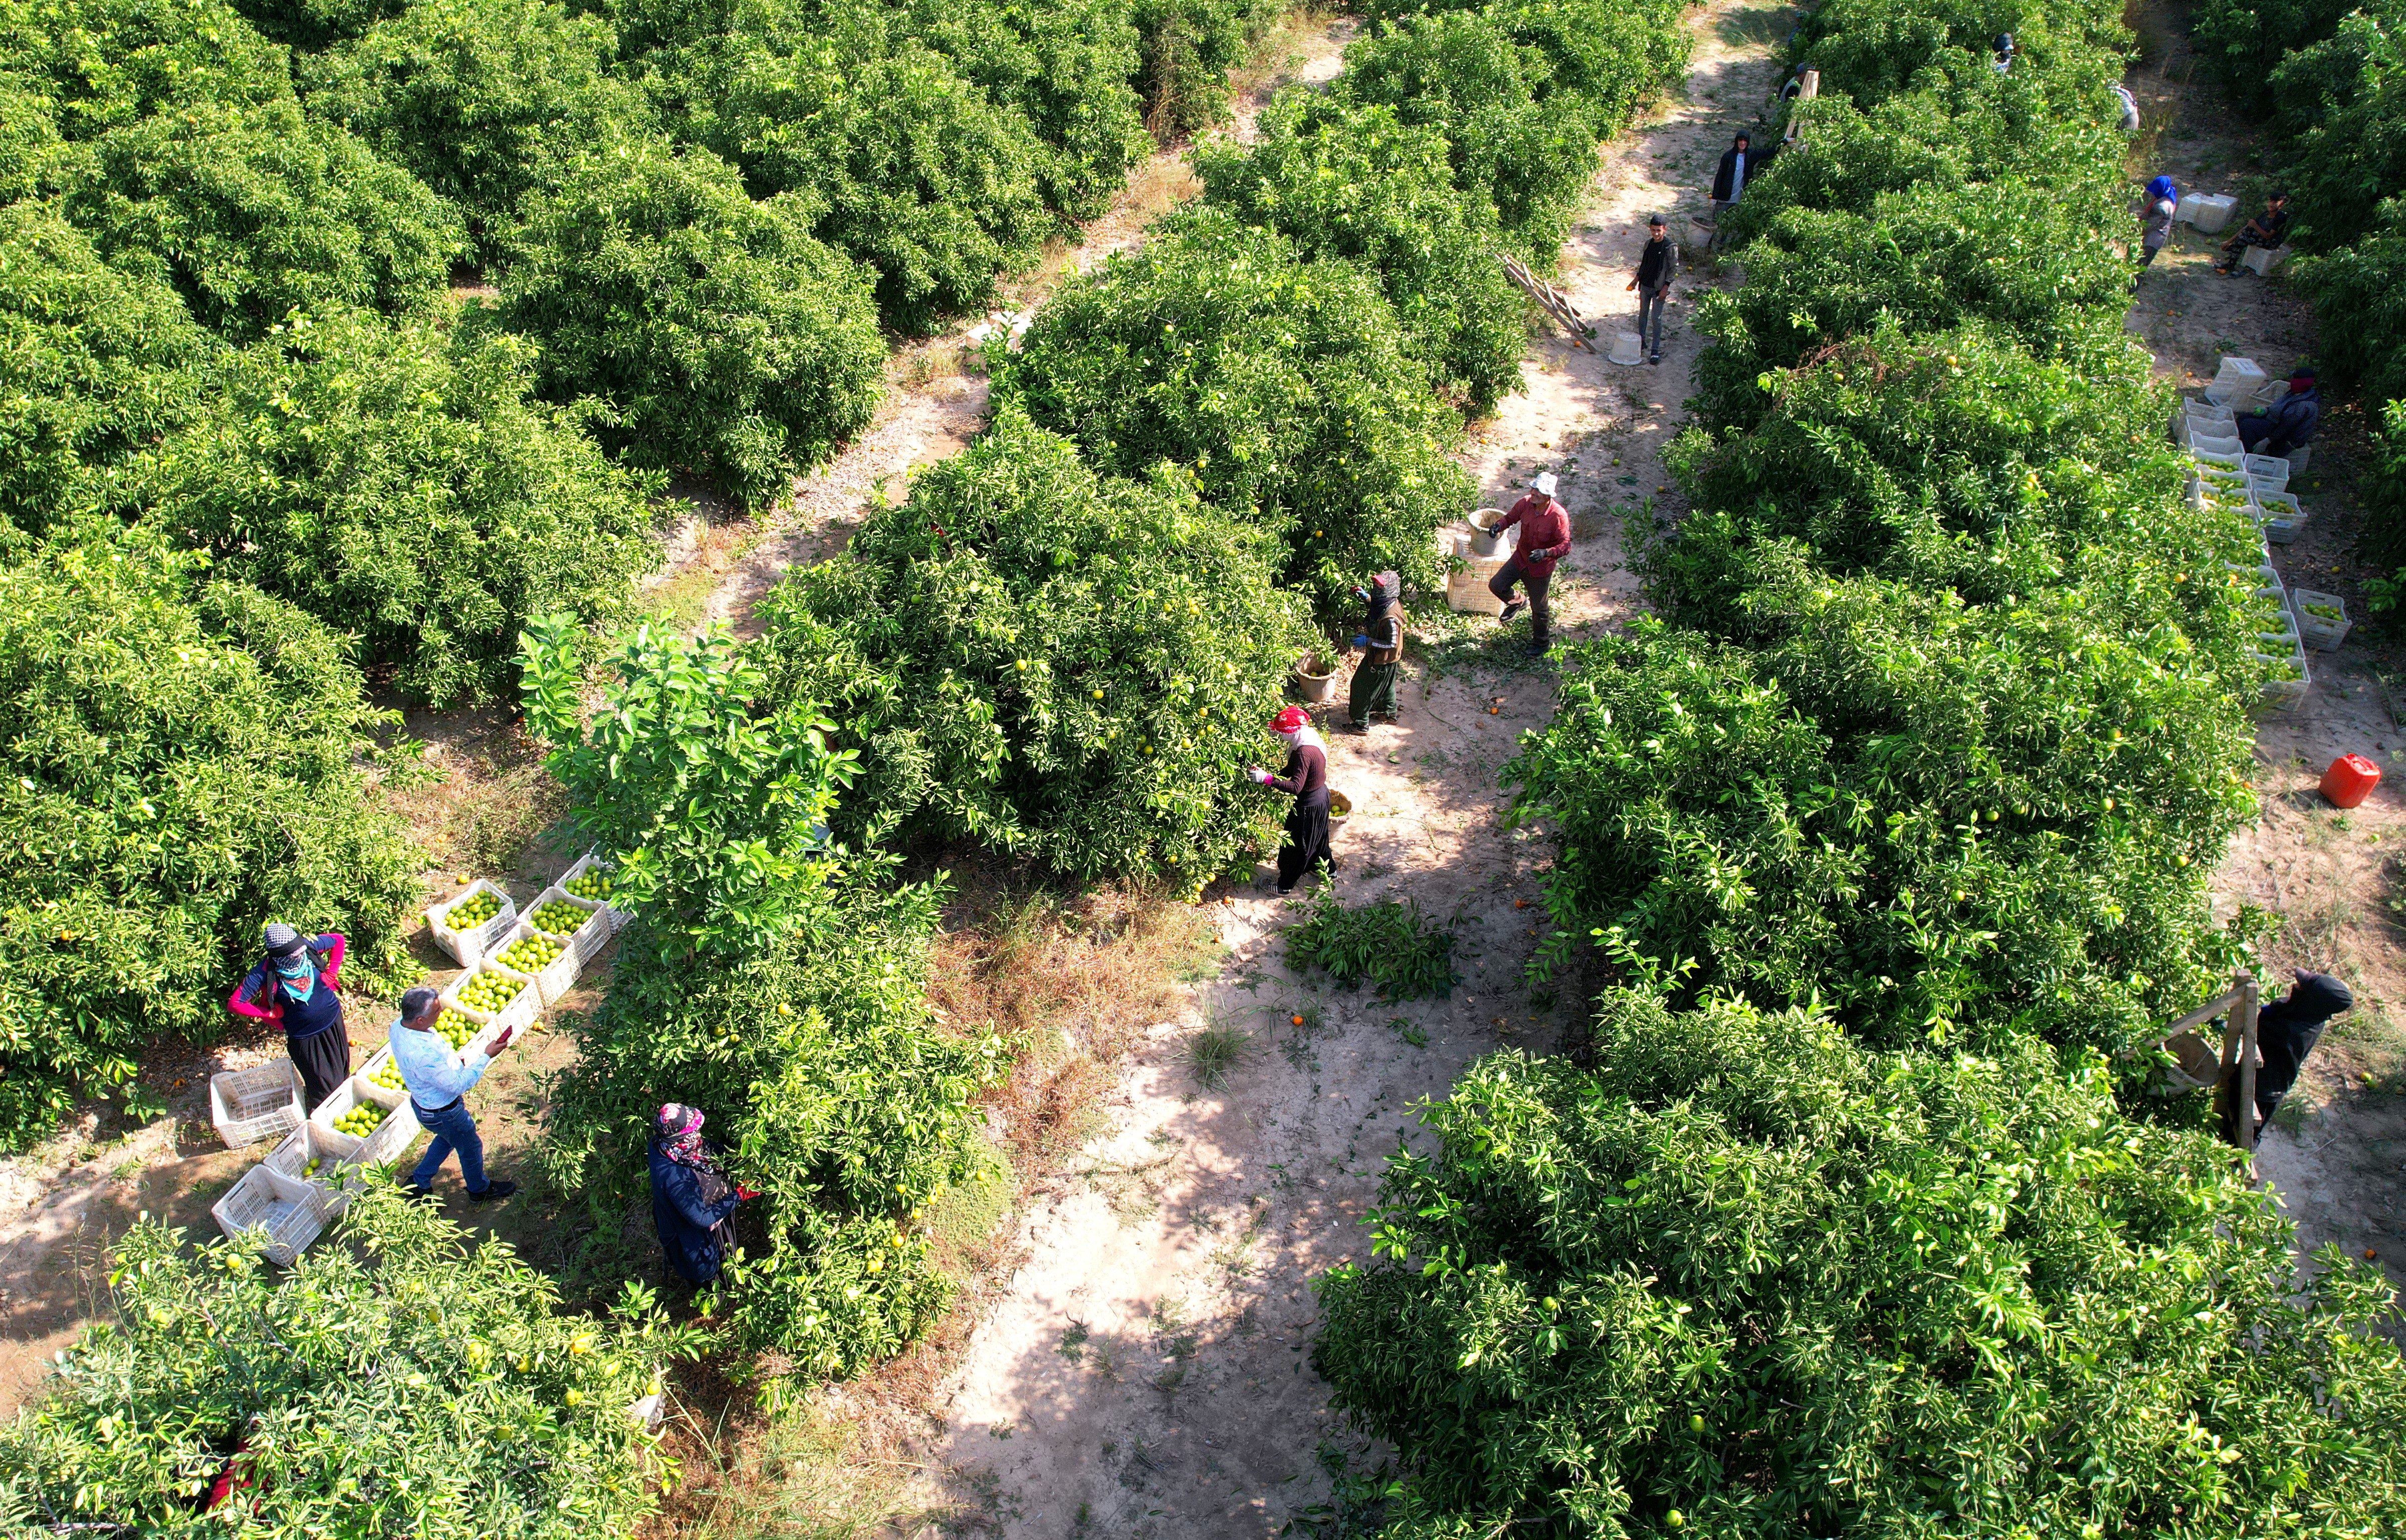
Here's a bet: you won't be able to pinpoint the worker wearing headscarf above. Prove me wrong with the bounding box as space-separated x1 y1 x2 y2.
2134 176 2178 274
2238 370 2320 456
1249 706 1334 894
227 922 350 1111
1348 572 1403 730
649 1103 758 1286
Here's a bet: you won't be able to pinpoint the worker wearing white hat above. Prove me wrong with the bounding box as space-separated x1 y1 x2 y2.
1487 472 1572 657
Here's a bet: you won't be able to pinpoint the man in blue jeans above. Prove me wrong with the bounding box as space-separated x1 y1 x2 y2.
388 986 518 1203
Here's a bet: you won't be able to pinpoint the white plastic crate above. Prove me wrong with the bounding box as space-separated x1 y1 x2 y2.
212 1165 330 1267
2213 356 2265 389
440 962 540 1039
2241 454 2288 491
526 886 611 965
263 1122 362 1215
2181 192 2236 234
209 1059 305 1150
308 1077 393 1162
2255 642 2311 711
2257 490 2305 544
426 879 516 968
2190 434 2242 461
559 852 629 934
2292 588 2352 650
2241 243 2291 277
490 918 581 1008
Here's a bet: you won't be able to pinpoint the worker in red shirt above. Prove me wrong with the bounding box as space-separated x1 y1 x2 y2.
1488 472 1572 656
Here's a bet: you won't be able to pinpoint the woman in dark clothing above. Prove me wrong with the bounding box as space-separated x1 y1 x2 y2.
648 1103 757 1286
227 923 350 1111
1251 706 1334 894
1347 572 1403 730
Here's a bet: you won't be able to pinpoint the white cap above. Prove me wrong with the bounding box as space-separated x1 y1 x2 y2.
1533 472 1557 496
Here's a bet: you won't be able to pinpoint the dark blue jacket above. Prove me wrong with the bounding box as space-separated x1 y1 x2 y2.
648 1140 741 1285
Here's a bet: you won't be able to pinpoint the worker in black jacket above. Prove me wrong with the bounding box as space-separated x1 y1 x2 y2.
1628 214 1677 364
1706 132 1771 251
1250 706 1334 894
2253 972 2353 1134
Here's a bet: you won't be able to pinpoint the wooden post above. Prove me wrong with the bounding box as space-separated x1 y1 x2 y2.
2234 971 2259 1155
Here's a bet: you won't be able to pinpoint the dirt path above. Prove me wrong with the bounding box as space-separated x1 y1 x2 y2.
2119 3 2406 1310
687 15 1359 640
913 6 1795 1532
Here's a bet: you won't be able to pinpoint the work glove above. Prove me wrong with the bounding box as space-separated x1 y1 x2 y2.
1352 633 1371 649
735 1185 761 1201
1249 767 1273 786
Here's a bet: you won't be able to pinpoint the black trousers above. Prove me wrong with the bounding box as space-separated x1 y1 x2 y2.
1277 796 1334 892
1489 559 1554 645
289 1027 352 1114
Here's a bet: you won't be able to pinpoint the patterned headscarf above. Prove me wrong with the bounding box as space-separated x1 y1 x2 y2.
656 1103 713 1169
264 923 315 1004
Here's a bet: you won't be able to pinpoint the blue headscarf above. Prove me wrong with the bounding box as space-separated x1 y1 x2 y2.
2146 175 2179 206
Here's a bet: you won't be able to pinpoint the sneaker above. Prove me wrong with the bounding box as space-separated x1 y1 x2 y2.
1528 640 1552 658
397 1181 436 1206
467 1179 519 1204
1649 353 1662 366
1498 599 1527 622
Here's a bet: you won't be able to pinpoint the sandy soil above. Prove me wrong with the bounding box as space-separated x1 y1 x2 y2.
910 5 1796 1533
2123 2 2406 1312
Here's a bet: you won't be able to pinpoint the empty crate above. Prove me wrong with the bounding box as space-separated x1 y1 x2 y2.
209 1059 305 1150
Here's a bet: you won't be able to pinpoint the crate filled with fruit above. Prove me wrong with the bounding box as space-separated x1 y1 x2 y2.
425 877 517 967
441 961 537 1039
528 888 610 965
560 852 628 935
495 922 580 1008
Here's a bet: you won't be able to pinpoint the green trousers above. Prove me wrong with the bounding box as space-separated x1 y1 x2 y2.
1350 660 1400 725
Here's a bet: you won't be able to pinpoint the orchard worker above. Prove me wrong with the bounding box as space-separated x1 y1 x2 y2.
1249 706 1334 895
2112 82 2142 133
2216 190 2292 274
1489 472 1573 657
1705 131 1767 252
1347 571 1404 731
228 923 350 1113
1628 214 1676 365
2133 176 2178 276
2232 971 2353 1145
2239 368 2320 456
389 986 518 1204
650 1103 758 1286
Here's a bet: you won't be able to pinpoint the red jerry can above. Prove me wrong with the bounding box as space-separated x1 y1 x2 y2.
2320 753 2382 809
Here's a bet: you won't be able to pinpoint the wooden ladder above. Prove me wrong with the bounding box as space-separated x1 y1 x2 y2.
2157 969 2262 1157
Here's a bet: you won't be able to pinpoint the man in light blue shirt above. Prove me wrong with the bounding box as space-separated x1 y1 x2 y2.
389 986 518 1203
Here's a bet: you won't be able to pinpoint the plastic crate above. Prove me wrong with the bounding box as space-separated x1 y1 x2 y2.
490 918 581 1008
308 1077 392 1161
526 885 612 965
2292 588 2352 651
559 853 629 934
2257 490 2305 544
2255 639 2311 711
263 1122 363 1215
209 1059 305 1150
426 879 516 968
212 1165 330 1266
2190 434 2242 461
2242 453 2290 490
440 962 539 1039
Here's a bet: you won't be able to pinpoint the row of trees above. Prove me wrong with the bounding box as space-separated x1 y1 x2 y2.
0 0 1308 1143
1311 1 2406 1534
2 0 1701 1519
513 0 1692 1407
2193 0 2406 598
